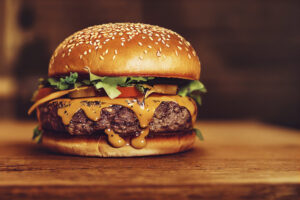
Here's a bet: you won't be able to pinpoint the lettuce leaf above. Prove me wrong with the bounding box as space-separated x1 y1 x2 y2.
48 72 78 90
32 126 43 143
85 70 155 98
126 77 155 85
42 72 206 104
93 77 124 99
193 128 204 141
178 80 207 105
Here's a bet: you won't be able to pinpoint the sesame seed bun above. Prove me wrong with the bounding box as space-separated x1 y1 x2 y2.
48 23 201 80
42 131 196 157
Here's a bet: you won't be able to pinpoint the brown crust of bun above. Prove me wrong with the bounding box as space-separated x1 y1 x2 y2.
48 23 201 80
42 131 196 157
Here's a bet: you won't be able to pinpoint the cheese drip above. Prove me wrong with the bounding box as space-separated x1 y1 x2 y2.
55 95 197 148
131 127 150 149
105 129 126 148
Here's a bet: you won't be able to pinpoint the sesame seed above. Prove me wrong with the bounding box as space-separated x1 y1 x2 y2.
59 24 194 65
113 55 116 60
188 54 191 59
157 50 161 57
139 56 143 60
62 53 65 58
100 55 104 60
192 50 196 56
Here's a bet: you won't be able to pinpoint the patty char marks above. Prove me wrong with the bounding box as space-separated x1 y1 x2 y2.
38 100 192 136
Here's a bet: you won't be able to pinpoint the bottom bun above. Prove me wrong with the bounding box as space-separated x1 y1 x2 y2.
42 131 196 157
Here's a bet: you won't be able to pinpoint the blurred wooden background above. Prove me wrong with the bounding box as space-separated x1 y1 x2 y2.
0 0 299 128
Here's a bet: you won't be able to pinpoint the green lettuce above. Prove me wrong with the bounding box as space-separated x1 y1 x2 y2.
43 72 154 99
42 72 206 104
48 72 78 90
85 70 154 99
178 80 207 105
32 126 43 143
194 128 204 141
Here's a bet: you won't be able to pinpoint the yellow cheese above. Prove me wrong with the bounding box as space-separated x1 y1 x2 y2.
32 91 197 149
52 95 196 149
105 129 126 148
54 95 197 128
28 87 90 115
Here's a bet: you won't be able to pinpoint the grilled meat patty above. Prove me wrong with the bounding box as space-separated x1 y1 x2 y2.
38 101 192 136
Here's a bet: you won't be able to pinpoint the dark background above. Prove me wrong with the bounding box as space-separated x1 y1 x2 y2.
0 0 299 128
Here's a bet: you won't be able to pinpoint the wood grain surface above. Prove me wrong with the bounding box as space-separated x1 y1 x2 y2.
0 120 300 200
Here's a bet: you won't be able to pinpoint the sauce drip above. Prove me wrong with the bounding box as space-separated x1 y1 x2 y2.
131 127 150 149
54 95 197 149
105 129 126 148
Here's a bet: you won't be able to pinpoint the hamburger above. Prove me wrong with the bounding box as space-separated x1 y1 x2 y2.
28 23 206 157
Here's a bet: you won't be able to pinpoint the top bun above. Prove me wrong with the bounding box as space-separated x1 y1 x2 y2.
49 23 201 80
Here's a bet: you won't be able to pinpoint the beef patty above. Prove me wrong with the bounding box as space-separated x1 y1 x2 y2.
38 101 192 136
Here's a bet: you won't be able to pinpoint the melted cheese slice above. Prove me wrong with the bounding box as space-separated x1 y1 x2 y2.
54 95 197 127
28 87 90 115
50 95 197 149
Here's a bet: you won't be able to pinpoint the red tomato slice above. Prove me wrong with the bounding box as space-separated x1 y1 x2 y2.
117 86 143 98
34 86 142 102
35 88 55 101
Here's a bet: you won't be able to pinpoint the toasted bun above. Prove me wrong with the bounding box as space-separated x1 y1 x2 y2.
49 23 201 80
42 131 196 157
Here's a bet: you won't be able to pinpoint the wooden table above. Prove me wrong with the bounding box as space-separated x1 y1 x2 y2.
0 120 299 199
